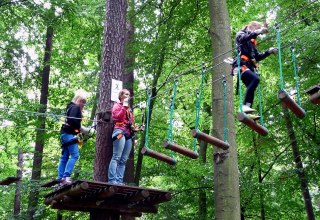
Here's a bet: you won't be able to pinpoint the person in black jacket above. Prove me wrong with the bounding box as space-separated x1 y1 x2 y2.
57 90 91 186
235 21 278 119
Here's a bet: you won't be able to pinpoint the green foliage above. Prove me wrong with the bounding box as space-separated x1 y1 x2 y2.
0 0 319 219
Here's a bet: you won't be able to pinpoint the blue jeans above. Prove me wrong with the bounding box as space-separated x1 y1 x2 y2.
108 129 132 183
241 69 260 107
57 133 80 179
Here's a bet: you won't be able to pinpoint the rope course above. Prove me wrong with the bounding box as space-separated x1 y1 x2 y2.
275 24 306 119
191 68 230 150
162 79 199 159
140 92 176 165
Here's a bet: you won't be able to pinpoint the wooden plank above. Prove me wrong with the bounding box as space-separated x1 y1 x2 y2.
305 85 320 95
0 177 19 185
41 179 61 187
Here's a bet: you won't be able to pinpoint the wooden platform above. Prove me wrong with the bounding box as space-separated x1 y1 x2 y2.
43 180 172 216
0 176 20 185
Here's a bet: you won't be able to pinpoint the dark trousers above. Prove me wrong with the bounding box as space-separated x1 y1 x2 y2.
241 69 260 107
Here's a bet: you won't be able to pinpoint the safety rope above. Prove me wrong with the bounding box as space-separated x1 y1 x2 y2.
237 51 243 112
290 45 301 106
167 79 178 144
193 67 205 152
144 92 151 149
276 25 285 91
257 84 265 126
222 78 228 143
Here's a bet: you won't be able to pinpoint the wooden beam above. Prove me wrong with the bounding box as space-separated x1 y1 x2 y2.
41 179 61 187
305 85 320 95
0 176 19 185
97 186 118 199
141 147 176 165
238 113 268 136
143 192 172 205
278 90 306 118
163 140 198 159
126 189 149 202
57 195 158 214
191 129 229 150
46 182 89 204
309 92 320 105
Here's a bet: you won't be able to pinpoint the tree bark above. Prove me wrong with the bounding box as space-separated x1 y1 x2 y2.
91 0 127 219
208 0 240 219
282 106 315 220
27 25 53 219
123 0 135 188
13 148 23 216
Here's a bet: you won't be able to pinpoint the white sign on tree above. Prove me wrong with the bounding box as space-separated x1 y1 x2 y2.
111 79 123 102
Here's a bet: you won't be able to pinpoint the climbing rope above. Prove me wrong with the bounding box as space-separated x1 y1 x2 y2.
290 45 302 106
144 92 151 149
167 79 178 143
257 84 265 126
193 67 205 152
237 51 243 112
276 24 285 91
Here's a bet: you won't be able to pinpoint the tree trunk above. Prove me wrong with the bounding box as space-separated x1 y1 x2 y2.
13 148 23 216
198 129 209 220
27 25 53 219
254 138 265 220
282 106 315 220
91 0 127 219
123 0 135 188
208 0 240 219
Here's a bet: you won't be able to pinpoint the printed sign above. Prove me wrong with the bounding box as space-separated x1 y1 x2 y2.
111 79 123 102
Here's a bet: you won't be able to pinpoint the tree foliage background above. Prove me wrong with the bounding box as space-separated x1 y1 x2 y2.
0 0 319 219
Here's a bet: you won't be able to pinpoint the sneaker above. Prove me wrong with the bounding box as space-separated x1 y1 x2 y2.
242 105 256 113
247 114 261 121
60 177 72 187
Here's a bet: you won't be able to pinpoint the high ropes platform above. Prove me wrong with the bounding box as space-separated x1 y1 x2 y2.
42 180 172 217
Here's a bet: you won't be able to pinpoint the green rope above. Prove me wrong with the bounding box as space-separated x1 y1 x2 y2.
144 92 151 149
222 79 228 143
195 67 205 131
276 25 285 91
237 51 243 112
193 90 200 152
167 79 178 143
193 67 205 152
257 84 265 126
290 46 301 106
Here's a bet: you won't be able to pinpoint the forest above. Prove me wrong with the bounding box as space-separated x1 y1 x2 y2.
0 0 319 219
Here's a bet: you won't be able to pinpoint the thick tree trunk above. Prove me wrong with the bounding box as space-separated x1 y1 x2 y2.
91 0 127 219
208 0 240 219
282 106 315 220
123 0 135 188
13 148 23 216
27 25 53 219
